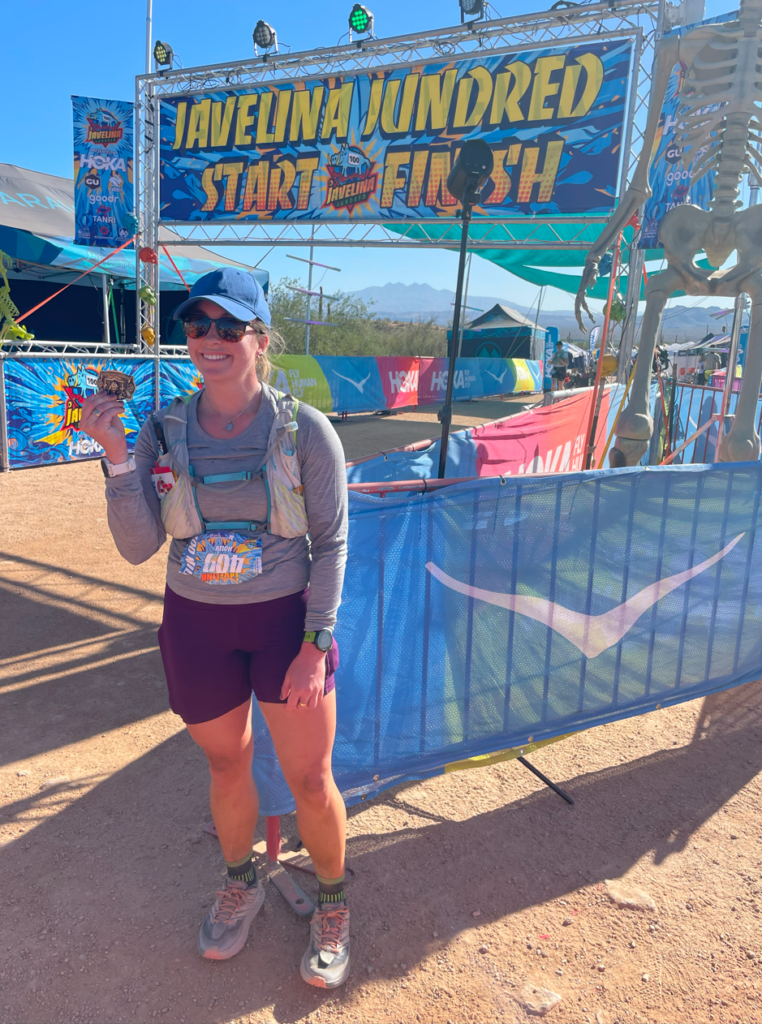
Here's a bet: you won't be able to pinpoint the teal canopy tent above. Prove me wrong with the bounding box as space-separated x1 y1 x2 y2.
387 218 714 301
0 162 268 292
0 163 268 343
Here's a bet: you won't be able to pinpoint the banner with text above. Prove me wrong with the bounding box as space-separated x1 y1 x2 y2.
346 387 600 483
268 356 419 413
3 358 153 469
1 355 544 468
159 40 632 223
419 357 542 405
73 96 135 248
474 387 605 476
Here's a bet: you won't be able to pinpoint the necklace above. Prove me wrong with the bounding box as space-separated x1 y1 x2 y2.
202 389 259 431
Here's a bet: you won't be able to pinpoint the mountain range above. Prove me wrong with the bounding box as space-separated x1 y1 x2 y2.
352 282 732 344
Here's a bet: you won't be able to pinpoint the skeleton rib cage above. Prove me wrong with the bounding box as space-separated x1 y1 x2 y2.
675 8 762 211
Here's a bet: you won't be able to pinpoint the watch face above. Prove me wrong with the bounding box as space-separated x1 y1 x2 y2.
316 629 333 652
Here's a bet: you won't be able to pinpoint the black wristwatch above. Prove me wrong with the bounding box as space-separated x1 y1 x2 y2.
304 629 333 653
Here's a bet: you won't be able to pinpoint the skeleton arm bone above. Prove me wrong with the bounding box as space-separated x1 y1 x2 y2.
575 34 681 331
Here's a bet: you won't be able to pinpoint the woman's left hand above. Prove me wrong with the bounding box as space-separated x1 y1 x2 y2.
281 645 327 711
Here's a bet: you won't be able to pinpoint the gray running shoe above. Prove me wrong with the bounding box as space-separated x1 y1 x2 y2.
300 902 350 988
197 878 265 960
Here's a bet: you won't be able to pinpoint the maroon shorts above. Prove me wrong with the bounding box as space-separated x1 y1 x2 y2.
157 586 338 725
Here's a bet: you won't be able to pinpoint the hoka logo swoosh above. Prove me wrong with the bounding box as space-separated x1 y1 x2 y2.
333 370 371 393
426 534 744 659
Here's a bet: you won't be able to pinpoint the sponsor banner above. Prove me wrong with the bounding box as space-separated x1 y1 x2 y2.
271 356 421 413
315 356 385 413
272 356 538 411
269 356 333 411
377 357 420 409
159 40 633 224
4 358 153 469
73 96 134 248
544 326 558 390
475 388 605 475
637 16 733 249
251 463 762 814
418 358 542 404
512 359 544 392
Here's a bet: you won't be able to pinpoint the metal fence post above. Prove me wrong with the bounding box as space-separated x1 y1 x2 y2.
155 344 161 411
715 292 746 458
101 274 111 347
0 355 9 473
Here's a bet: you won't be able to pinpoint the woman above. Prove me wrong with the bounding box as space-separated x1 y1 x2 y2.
80 268 350 988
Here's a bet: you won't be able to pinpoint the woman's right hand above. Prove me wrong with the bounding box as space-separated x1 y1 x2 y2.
80 392 129 464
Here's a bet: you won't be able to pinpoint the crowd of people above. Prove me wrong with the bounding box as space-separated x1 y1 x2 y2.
549 337 727 390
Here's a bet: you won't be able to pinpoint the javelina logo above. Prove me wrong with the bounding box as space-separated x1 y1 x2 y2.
324 144 378 212
85 108 124 146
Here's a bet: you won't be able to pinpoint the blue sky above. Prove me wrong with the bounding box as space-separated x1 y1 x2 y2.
3 0 738 312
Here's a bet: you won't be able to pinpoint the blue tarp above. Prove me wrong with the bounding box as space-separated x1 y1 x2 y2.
346 427 479 484
253 462 762 814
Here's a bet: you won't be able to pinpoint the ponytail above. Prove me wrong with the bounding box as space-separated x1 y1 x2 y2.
253 320 286 385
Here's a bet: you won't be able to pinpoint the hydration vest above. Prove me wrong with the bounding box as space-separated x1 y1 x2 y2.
150 389 308 540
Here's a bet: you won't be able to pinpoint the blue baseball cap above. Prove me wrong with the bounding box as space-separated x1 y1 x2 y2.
171 267 271 326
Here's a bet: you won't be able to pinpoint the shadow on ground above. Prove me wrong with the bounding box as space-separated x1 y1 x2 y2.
0 550 167 766
2 679 761 1023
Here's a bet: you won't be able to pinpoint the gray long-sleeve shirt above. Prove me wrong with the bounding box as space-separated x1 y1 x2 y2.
104 384 348 631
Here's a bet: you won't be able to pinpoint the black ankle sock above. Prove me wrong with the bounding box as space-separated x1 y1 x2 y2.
226 853 257 887
317 873 346 904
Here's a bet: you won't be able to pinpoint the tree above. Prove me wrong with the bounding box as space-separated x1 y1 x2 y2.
268 277 446 357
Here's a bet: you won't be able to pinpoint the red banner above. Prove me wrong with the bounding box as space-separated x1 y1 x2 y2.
474 390 609 476
378 357 419 410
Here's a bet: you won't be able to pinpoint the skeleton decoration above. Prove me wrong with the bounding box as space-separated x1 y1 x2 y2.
576 0 762 466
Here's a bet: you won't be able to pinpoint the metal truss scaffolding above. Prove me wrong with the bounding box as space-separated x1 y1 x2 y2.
136 0 664 348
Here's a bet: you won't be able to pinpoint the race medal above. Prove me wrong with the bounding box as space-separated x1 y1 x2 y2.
96 370 136 400
181 532 262 585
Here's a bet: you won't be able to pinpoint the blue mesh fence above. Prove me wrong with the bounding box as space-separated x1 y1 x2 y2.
670 383 762 464
252 462 762 814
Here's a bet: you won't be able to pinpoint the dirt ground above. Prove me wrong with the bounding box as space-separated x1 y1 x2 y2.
1 408 762 1024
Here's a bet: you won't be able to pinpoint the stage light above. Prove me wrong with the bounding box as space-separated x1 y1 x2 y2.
253 20 277 51
459 0 484 17
153 41 174 66
348 4 373 35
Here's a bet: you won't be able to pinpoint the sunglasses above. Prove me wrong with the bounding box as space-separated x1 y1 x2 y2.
181 315 254 343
